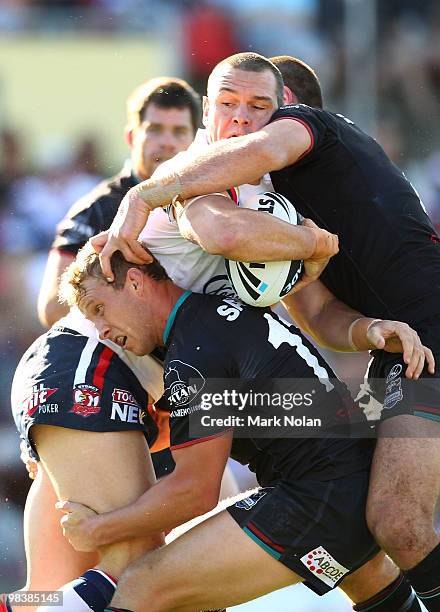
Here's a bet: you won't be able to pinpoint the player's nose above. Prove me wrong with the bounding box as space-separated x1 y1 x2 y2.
159 130 177 150
232 106 250 126
96 322 111 341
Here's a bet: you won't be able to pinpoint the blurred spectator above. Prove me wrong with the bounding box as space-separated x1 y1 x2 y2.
1 137 102 254
182 0 240 93
0 129 26 213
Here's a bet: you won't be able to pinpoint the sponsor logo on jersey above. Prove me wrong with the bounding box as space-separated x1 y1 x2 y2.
203 274 236 298
386 364 403 382
71 384 101 417
217 297 244 322
384 364 403 410
170 404 203 418
164 360 205 407
235 489 268 511
300 546 349 588
111 388 143 424
23 383 58 417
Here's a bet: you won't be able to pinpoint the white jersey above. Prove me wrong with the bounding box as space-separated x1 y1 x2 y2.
140 129 274 297
63 129 274 398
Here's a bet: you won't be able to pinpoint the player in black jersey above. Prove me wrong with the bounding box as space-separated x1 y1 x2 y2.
53 246 426 612
38 77 200 328
98 53 440 611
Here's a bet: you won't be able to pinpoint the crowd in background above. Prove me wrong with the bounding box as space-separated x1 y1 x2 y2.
0 0 439 595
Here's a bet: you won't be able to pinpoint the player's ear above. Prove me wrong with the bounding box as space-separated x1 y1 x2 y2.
283 85 298 105
126 268 144 293
202 96 209 127
125 125 134 148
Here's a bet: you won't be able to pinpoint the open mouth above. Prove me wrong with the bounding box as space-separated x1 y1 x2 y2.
115 335 127 348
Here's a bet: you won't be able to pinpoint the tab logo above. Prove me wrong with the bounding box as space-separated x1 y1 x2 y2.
300 546 349 588
235 489 268 511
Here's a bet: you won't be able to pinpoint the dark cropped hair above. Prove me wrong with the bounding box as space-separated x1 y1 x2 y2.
127 77 201 133
271 55 323 108
211 52 284 107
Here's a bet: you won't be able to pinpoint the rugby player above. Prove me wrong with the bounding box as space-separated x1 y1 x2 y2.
10 77 202 612
11 315 164 612
37 76 199 328
96 53 440 611
55 246 422 612
15 72 334 612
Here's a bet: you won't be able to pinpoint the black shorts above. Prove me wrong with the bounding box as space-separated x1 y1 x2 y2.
227 469 379 595
10 326 175 476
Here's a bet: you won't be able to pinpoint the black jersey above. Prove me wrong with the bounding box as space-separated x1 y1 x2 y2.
156 292 373 486
52 164 137 254
269 105 440 327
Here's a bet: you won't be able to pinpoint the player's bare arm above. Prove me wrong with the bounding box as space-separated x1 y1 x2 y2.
283 281 435 379
37 249 75 327
176 193 336 264
94 120 310 280
58 431 232 551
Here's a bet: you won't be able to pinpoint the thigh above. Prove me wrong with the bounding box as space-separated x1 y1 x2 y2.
369 416 440 511
33 425 154 510
114 510 300 612
32 425 162 576
20 465 98 612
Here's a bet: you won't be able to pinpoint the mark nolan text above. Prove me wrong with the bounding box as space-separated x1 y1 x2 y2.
200 415 322 428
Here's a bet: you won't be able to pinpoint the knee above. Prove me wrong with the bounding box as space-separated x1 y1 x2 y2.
115 552 197 612
367 496 435 565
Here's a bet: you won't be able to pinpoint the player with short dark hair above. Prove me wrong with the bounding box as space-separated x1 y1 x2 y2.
271 55 323 108
96 52 440 611
38 76 199 327
126 76 201 134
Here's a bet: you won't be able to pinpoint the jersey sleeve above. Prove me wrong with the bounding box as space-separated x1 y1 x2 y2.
51 195 107 254
270 104 327 157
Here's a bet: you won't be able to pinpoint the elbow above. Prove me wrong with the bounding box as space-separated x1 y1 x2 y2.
257 135 290 171
174 477 219 520
37 298 56 328
199 219 242 258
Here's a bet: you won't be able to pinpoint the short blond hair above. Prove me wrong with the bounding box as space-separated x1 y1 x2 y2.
59 242 169 307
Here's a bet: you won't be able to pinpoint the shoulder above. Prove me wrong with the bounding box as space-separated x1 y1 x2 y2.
66 168 134 222
53 168 136 251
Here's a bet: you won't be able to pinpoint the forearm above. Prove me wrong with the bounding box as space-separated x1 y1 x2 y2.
135 132 276 209
92 474 209 547
304 297 378 352
181 205 318 261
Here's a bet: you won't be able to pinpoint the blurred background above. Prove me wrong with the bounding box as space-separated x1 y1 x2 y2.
0 0 439 608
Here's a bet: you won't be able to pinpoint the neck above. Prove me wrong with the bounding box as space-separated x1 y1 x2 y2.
155 282 186 346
